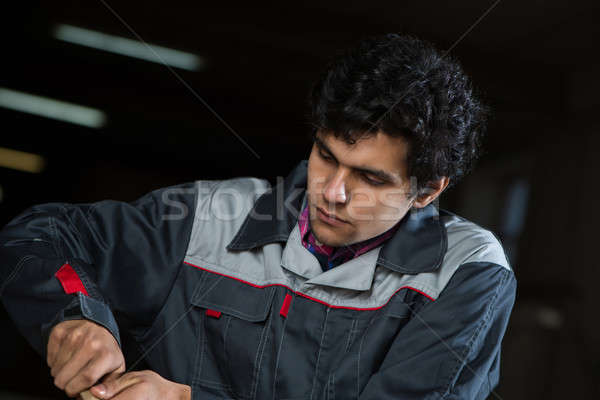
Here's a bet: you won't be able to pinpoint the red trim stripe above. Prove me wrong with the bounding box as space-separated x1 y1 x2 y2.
183 261 435 310
206 309 222 318
55 263 89 296
280 294 293 317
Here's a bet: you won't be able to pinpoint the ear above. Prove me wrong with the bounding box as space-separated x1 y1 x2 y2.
412 177 450 209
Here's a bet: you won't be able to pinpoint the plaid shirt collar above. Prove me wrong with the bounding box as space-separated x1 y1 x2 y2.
297 203 401 270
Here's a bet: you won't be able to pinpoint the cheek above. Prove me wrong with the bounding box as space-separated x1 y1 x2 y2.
376 190 410 221
346 190 377 220
348 189 407 221
379 190 406 210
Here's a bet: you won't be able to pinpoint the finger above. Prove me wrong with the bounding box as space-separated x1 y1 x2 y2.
88 362 126 398
64 351 125 397
47 338 59 369
101 364 126 383
47 324 68 368
50 346 76 379
54 347 95 392
91 372 142 400
67 355 125 398
50 328 84 377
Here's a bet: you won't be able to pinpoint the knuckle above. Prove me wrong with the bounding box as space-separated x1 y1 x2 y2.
51 325 66 340
80 369 96 383
63 336 76 348
88 339 103 352
84 365 104 383
94 347 108 360
64 369 98 397
67 329 83 342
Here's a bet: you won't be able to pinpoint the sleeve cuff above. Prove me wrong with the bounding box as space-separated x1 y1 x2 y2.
41 293 121 359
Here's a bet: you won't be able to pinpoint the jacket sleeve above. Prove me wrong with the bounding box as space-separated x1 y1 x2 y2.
359 262 517 400
0 181 200 359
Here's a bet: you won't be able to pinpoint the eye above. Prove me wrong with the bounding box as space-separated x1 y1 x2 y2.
318 149 335 163
362 174 385 186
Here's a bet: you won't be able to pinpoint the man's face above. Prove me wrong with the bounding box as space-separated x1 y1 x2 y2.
306 130 416 247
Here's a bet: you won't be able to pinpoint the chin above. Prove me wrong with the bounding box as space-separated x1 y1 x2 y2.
312 223 352 247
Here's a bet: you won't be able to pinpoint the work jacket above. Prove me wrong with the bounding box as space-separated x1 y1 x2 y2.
0 160 516 400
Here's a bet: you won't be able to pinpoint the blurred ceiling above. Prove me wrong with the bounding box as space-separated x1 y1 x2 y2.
0 0 598 181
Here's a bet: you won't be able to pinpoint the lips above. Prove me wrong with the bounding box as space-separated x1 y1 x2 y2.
317 207 348 224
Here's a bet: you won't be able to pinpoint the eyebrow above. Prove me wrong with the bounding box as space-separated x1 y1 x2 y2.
313 136 399 183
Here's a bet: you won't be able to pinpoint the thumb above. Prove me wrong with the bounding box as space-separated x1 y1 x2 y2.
90 370 138 399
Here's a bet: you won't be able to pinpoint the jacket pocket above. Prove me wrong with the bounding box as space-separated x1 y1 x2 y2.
191 274 276 399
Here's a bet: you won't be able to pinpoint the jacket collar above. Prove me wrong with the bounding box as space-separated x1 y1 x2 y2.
226 160 447 275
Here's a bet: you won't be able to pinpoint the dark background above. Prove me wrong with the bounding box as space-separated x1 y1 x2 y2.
1 1 599 398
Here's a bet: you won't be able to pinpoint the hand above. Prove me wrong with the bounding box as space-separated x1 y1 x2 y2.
89 370 191 400
47 319 125 397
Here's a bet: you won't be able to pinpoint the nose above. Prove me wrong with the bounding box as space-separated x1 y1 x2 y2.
323 170 348 205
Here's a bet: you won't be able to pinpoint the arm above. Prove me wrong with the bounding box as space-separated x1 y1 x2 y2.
0 181 201 394
359 262 517 400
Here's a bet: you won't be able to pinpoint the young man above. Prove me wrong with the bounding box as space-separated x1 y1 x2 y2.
0 34 516 400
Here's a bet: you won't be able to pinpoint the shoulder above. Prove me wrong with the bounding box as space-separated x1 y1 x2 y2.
402 208 514 301
440 208 512 272
184 176 271 262
436 208 516 301
191 176 271 220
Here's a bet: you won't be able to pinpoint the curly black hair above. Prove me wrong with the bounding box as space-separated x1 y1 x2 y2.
307 34 489 198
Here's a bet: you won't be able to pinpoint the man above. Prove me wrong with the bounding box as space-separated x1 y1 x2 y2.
0 34 516 399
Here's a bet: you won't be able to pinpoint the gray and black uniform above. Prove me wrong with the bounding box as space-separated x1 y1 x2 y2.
0 160 517 400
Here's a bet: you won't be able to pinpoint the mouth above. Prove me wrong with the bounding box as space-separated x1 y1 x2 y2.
316 207 349 226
